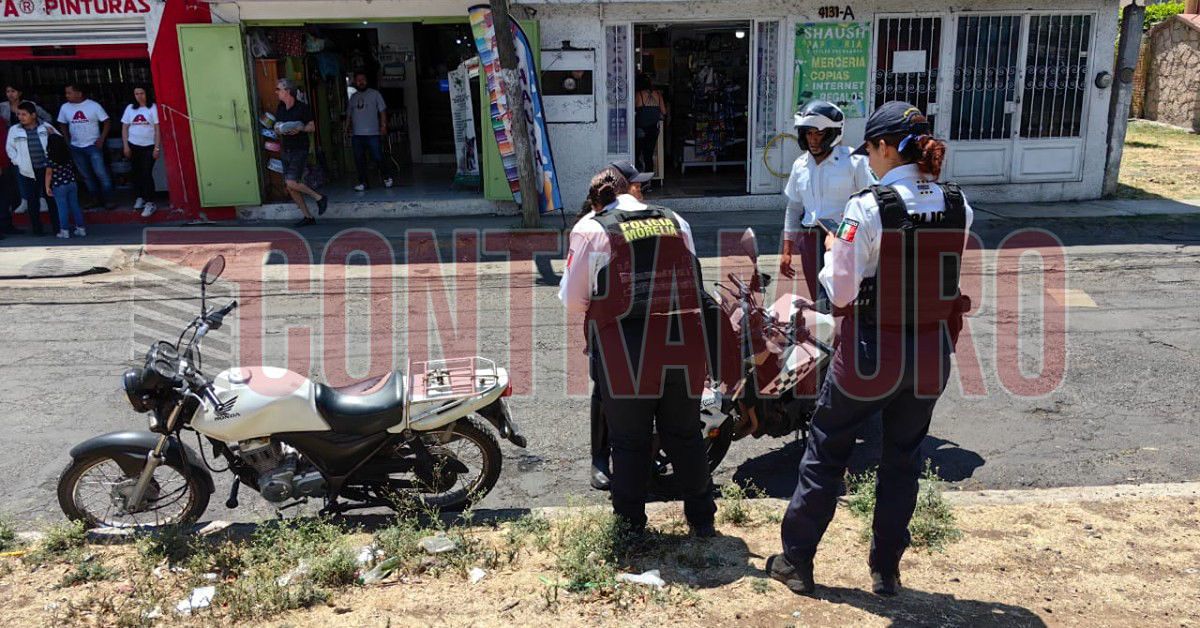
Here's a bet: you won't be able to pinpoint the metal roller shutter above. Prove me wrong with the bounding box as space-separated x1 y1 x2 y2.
0 18 147 46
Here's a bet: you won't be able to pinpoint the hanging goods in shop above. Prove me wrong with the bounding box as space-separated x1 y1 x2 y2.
469 4 563 215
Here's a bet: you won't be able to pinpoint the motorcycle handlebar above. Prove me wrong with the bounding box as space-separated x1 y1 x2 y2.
206 300 238 330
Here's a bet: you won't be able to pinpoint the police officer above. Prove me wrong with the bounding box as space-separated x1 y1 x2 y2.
768 102 973 596
559 162 717 537
780 100 875 312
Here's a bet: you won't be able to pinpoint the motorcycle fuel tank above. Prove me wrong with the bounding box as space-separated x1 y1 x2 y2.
192 367 330 442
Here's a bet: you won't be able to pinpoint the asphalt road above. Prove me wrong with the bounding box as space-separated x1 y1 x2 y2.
1 212 1198 525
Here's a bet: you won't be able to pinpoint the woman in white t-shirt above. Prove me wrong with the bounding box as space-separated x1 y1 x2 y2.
121 86 160 217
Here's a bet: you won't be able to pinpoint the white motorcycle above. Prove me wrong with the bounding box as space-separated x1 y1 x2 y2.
57 256 526 529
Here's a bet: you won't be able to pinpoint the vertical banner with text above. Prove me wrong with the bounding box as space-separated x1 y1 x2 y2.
469 4 563 215
794 22 872 118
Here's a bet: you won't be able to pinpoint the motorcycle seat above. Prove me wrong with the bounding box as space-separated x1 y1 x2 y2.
314 371 406 436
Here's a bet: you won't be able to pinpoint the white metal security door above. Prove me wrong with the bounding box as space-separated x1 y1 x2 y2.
749 19 786 194
947 13 1095 183
1013 13 1094 182
945 14 1024 183
873 17 944 126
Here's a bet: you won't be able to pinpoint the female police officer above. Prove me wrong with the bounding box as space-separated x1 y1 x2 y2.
559 163 717 537
768 101 973 596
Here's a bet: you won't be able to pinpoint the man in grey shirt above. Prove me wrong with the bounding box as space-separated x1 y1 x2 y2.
345 72 394 191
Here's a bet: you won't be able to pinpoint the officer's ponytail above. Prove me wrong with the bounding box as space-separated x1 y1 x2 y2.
587 167 630 211
881 133 947 180
910 135 946 180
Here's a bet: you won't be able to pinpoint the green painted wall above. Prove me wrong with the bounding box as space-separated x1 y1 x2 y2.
178 24 261 207
480 19 539 202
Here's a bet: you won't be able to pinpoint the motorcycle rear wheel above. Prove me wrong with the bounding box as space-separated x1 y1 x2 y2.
411 416 503 512
57 453 210 529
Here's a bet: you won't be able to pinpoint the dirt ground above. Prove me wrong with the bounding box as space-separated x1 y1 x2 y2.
1 493 1197 628
1118 120 1200 200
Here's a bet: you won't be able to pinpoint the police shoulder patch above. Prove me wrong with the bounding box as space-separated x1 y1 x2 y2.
835 218 859 243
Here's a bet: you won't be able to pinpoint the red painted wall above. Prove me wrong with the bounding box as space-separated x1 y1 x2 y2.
150 0 235 221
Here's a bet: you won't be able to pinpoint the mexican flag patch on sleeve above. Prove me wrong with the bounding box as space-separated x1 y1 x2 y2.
836 218 859 243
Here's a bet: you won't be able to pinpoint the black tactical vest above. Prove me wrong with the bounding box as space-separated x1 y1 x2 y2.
586 205 700 326
844 183 967 329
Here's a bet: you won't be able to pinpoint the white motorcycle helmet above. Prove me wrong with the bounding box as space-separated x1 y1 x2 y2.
794 100 845 155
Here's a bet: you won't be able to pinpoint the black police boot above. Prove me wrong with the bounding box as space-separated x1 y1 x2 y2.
766 553 815 595
688 522 718 538
871 570 902 596
590 461 611 491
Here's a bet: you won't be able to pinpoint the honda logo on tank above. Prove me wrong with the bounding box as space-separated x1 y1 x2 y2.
2 0 152 20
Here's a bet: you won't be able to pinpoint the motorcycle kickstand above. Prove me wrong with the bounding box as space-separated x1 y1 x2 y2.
225 480 240 509
273 498 309 518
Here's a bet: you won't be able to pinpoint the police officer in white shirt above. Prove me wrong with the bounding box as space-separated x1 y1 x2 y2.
559 162 717 538
769 102 973 597
780 101 875 311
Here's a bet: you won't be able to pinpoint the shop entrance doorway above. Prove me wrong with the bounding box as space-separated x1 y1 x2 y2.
633 21 751 197
245 23 485 207
1 57 161 213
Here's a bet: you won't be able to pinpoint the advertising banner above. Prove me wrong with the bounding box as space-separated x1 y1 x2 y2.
468 4 562 214
449 63 481 187
793 22 872 118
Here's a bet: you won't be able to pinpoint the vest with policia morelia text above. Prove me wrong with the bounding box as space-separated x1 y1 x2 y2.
586 205 701 326
840 183 968 330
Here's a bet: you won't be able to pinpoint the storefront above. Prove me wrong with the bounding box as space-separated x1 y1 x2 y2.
0 0 217 222
188 1 543 216
529 0 1124 205
186 0 1122 219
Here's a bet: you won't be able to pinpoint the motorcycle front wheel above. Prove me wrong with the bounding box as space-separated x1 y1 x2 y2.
57 453 210 529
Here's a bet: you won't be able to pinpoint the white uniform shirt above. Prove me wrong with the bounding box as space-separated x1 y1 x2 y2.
783 145 875 237
558 194 697 313
818 163 974 309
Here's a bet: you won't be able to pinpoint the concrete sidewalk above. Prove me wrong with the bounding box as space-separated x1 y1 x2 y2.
0 197 1196 279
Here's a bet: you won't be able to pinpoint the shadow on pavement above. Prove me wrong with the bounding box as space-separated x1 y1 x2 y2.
810 584 1048 627
729 431 986 500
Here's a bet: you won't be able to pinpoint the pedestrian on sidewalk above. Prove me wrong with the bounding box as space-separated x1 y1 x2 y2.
0 115 18 237
0 84 51 126
57 84 114 210
275 79 328 227
5 101 60 236
121 86 161 218
345 72 394 191
44 132 85 238
768 102 973 597
780 100 875 312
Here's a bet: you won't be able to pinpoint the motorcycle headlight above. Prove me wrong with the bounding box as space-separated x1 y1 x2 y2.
123 368 154 413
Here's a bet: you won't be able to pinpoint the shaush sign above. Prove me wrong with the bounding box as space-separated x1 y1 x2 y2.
2 0 152 20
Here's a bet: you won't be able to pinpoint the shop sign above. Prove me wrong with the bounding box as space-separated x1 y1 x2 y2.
794 21 871 118
2 0 152 20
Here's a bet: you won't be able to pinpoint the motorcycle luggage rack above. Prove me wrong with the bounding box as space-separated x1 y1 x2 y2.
406 357 501 403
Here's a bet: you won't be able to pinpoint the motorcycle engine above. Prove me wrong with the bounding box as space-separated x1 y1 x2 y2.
237 438 326 503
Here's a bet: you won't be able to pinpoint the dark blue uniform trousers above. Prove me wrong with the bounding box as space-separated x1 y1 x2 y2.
781 318 951 573
590 321 716 532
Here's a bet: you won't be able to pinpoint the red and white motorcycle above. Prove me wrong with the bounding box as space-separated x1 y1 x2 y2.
57 256 525 529
655 229 836 485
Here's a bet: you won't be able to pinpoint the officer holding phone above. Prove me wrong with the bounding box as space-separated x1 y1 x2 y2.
769 101 973 598
781 101 876 312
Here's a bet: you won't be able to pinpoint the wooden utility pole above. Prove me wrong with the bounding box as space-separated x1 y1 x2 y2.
489 0 541 227
1103 2 1146 197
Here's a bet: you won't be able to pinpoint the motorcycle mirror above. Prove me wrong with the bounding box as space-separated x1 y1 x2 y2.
740 228 759 263
200 255 226 286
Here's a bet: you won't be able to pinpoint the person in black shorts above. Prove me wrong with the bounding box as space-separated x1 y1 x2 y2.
274 78 328 227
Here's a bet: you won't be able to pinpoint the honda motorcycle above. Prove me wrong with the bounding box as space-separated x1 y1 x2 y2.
654 229 836 485
57 256 526 529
